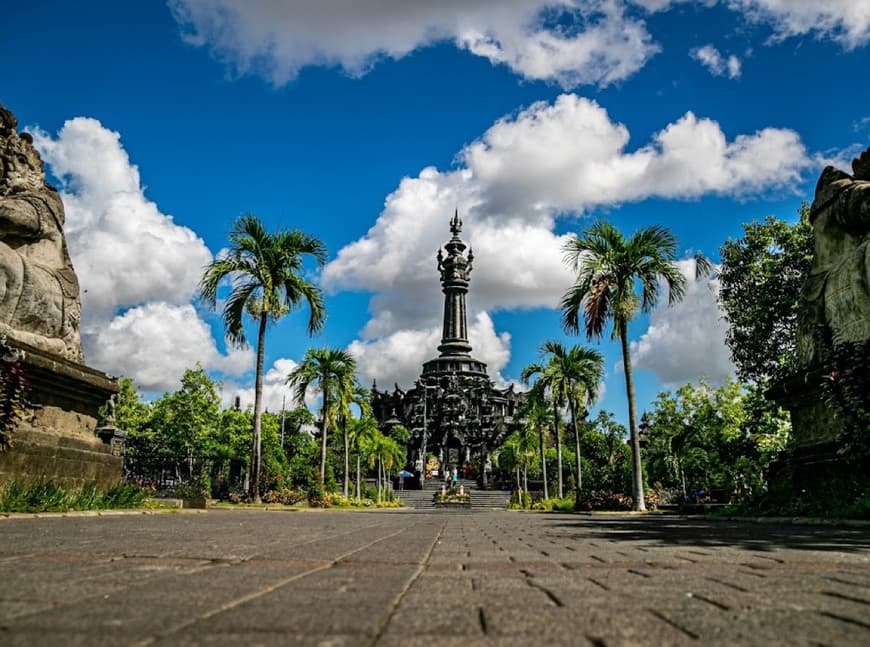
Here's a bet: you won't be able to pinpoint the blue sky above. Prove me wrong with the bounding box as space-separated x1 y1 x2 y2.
2 1 868 423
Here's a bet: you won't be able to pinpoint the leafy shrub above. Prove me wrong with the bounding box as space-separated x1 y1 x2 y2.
102 483 150 508
262 487 304 505
0 355 28 452
509 490 532 509
173 475 210 500
575 490 634 511
644 488 662 511
306 481 327 508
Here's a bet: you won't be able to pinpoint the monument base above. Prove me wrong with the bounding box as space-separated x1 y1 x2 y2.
0 340 121 489
767 368 865 498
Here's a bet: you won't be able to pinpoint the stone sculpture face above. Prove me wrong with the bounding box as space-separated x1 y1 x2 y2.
0 103 83 362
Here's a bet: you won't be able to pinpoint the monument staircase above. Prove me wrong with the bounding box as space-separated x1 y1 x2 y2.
397 477 512 511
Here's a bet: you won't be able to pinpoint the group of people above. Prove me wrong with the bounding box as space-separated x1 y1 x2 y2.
443 468 459 488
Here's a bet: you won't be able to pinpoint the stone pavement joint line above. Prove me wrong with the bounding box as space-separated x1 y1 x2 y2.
368 522 447 646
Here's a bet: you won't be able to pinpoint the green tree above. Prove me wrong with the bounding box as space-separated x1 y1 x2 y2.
199 214 326 502
105 377 150 433
642 379 788 501
718 207 813 385
588 411 630 495
287 347 356 487
561 221 707 510
149 366 221 481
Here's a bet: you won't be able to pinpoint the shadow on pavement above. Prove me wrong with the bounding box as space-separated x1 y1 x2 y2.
546 514 870 553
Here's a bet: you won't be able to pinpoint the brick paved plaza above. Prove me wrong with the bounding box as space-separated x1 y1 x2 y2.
1 509 868 646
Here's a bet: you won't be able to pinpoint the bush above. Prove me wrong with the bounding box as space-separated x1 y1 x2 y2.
262 487 304 505
509 489 532 509
530 496 575 512
575 490 634 511
173 475 210 500
102 483 150 508
306 482 327 508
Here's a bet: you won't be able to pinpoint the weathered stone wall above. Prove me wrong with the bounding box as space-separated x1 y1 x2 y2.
0 405 121 489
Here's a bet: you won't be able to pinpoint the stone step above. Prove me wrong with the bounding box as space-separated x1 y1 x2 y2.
398 488 512 510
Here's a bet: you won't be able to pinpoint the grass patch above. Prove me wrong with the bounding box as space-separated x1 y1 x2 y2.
0 480 149 513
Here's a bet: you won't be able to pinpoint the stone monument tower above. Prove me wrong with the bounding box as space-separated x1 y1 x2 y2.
372 212 523 488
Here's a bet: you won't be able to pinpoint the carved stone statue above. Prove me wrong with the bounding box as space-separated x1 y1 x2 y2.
797 147 870 368
0 103 83 362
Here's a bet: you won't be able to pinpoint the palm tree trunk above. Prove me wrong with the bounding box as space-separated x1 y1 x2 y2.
570 398 582 509
539 426 549 500
377 457 383 503
343 422 349 498
619 319 646 511
356 453 361 500
553 400 563 499
319 390 329 486
250 310 268 503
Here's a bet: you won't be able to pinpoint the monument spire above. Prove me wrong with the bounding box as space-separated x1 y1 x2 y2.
437 211 473 357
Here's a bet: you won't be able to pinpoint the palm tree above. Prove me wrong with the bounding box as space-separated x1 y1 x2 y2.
561 221 709 511
522 357 566 498
287 347 356 487
336 383 371 498
519 388 550 500
361 429 405 503
349 414 379 499
530 341 604 508
199 215 326 502
497 425 537 505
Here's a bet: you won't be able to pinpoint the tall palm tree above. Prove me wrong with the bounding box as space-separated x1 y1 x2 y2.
287 347 356 487
199 215 326 502
561 221 709 511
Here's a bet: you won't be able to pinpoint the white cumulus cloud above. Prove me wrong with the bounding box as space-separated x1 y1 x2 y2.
87 303 253 392
728 0 870 50
169 0 661 89
690 44 741 78
349 312 514 389
31 119 212 327
219 357 323 413
325 93 806 387
31 118 253 391
631 260 734 386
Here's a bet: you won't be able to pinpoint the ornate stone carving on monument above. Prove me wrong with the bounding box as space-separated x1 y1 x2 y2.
0 102 120 488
